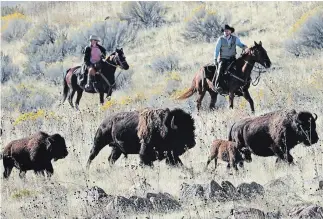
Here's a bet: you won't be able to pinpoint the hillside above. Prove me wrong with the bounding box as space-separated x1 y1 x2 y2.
1 1 323 218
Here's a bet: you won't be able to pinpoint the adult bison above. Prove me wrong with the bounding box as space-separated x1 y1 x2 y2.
86 108 196 168
228 109 319 164
1 131 68 178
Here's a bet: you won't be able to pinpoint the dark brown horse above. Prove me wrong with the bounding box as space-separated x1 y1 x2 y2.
61 48 129 110
177 41 271 113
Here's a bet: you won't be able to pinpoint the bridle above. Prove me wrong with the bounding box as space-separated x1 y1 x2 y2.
102 53 127 70
237 47 269 86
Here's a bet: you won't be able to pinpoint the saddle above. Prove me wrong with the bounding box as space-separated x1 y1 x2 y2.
78 62 103 87
210 61 246 96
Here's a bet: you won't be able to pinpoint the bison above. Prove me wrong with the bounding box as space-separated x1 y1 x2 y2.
228 109 319 164
86 108 196 168
205 139 252 171
1 131 68 179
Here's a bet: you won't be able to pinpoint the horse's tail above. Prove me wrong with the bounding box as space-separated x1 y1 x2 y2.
61 69 70 104
177 85 196 100
228 122 235 141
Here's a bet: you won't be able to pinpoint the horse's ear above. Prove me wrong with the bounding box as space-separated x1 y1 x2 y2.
259 41 262 46
254 41 258 46
120 48 123 52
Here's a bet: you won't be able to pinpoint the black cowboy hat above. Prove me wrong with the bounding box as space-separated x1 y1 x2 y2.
221 24 235 33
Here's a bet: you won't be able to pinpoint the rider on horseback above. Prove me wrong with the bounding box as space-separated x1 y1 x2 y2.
214 24 249 92
83 35 107 91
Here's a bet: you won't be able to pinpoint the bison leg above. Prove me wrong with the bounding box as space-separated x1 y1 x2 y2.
19 170 26 179
271 146 285 161
34 170 45 177
3 157 14 179
139 142 154 167
45 163 54 178
242 90 255 113
165 151 183 167
205 155 215 171
108 147 122 165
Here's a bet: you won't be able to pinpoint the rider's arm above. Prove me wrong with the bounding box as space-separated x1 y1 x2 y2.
214 38 222 61
98 45 107 58
83 46 91 66
236 37 248 49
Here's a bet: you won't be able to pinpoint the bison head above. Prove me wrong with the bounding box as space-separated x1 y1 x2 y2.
46 134 68 161
294 111 319 146
164 108 196 152
240 148 252 163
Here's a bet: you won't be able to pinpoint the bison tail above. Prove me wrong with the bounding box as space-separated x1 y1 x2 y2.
61 69 70 104
176 86 196 100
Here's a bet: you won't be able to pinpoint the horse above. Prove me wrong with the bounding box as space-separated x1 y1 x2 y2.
61 48 129 110
177 41 271 113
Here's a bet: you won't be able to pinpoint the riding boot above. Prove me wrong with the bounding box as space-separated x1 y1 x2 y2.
85 74 93 91
215 68 223 93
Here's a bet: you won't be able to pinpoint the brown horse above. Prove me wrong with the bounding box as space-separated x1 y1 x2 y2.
61 48 129 110
177 41 271 113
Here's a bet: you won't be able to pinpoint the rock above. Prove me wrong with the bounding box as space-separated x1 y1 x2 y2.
204 180 228 202
91 213 118 219
179 182 205 201
319 181 323 190
237 182 264 199
228 207 266 219
288 204 323 219
106 196 136 214
221 181 238 199
147 192 181 212
129 196 154 213
76 186 113 208
266 211 282 219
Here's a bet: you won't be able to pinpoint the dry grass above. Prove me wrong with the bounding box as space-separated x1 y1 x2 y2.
1 1 323 218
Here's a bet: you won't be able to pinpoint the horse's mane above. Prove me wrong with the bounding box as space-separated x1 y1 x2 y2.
236 46 255 61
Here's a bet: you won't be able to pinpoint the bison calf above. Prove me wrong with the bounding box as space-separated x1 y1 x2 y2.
1 131 68 179
205 139 252 171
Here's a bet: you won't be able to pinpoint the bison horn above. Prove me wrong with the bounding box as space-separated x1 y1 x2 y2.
171 116 178 130
313 113 317 121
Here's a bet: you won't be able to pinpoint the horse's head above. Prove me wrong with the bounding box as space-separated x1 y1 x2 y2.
114 48 129 70
250 41 271 68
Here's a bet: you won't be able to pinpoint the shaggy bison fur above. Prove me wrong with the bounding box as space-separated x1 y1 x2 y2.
86 108 196 168
1 131 68 178
228 109 319 164
205 139 252 171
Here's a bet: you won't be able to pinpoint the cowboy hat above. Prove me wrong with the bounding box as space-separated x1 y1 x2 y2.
221 24 235 33
89 35 100 41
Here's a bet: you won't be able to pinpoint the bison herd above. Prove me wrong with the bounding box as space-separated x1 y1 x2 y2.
1 108 320 179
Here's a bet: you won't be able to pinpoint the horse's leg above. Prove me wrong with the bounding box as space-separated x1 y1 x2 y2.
75 90 83 111
99 93 104 105
67 89 75 108
242 90 255 113
229 91 235 109
196 90 206 112
208 90 218 110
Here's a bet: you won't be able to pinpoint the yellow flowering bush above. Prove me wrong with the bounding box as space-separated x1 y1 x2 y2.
13 109 59 126
1 12 26 31
289 5 323 35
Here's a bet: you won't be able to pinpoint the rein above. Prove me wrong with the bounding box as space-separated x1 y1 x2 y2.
229 49 268 87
